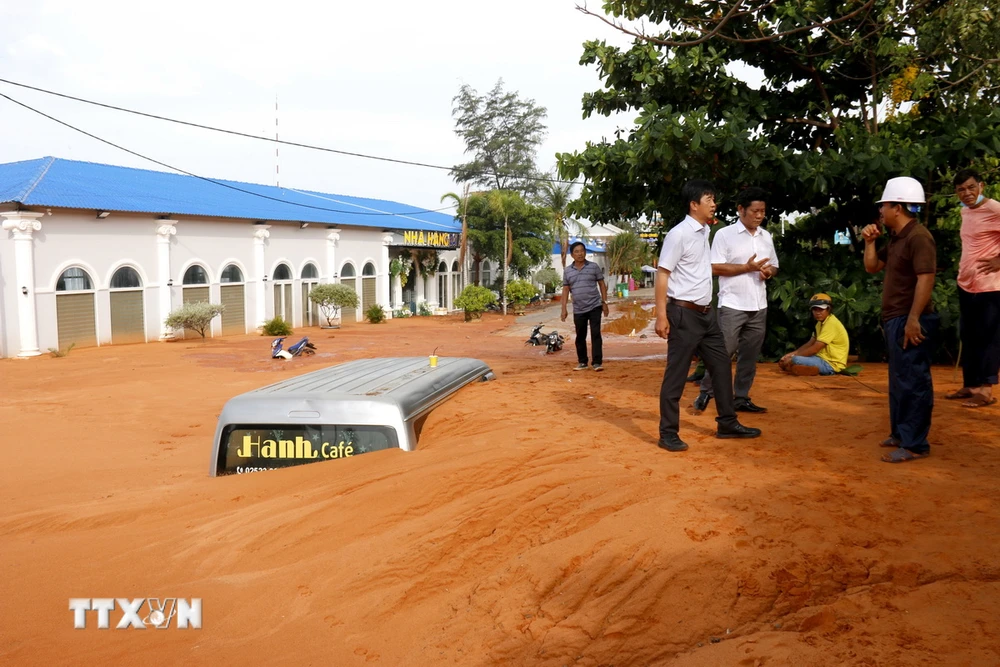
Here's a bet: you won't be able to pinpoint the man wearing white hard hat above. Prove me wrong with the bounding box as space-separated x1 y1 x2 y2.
861 177 939 463
948 168 1000 408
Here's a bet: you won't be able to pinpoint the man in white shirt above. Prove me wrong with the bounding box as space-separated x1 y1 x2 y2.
654 180 763 452
695 187 778 414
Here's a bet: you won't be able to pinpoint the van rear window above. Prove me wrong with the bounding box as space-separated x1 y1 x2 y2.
217 425 398 475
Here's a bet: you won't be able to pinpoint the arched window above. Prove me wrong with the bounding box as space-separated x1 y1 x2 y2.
183 265 209 285
220 264 244 283
273 264 292 281
110 266 142 289
340 263 356 278
438 261 448 273
301 263 319 279
481 261 492 286
57 267 93 291
362 262 377 276
451 261 460 272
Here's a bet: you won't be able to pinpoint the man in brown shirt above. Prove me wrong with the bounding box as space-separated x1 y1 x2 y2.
861 177 938 463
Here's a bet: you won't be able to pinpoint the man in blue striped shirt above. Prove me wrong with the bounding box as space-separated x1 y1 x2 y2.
561 241 610 371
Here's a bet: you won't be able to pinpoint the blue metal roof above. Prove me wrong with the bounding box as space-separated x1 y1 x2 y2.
0 157 460 232
552 238 606 254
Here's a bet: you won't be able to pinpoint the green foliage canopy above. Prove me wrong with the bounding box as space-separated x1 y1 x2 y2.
451 79 548 195
560 0 1000 228
309 283 360 326
464 190 552 282
165 302 225 339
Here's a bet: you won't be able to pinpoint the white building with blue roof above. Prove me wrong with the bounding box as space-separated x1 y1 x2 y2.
0 157 465 357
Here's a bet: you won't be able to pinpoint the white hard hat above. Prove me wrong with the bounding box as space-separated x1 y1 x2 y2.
877 177 926 204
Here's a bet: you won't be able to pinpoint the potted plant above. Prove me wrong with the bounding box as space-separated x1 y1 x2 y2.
308 283 359 328
389 256 412 287
505 279 538 315
454 285 497 322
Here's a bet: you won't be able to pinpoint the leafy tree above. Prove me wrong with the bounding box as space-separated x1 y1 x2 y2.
606 231 652 283
536 177 574 268
561 0 1000 226
533 266 561 293
165 302 225 339
560 0 1000 359
308 283 359 327
463 190 551 314
451 79 548 195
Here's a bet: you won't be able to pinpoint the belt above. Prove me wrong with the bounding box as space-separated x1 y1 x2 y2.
668 298 711 314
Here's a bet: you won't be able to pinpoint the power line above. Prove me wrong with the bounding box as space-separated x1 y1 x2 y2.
0 91 458 219
0 77 580 186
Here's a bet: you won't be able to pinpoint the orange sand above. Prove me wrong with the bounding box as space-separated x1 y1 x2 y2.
2 305 999 665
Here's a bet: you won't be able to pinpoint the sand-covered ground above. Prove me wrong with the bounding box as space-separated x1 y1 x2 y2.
2 302 998 666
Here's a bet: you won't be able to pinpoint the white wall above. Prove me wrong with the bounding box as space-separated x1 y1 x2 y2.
0 207 402 356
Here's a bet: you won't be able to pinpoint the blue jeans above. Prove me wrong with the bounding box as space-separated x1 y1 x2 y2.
884 314 938 454
790 355 836 375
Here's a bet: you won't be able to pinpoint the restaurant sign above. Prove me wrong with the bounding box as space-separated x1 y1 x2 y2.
396 230 460 248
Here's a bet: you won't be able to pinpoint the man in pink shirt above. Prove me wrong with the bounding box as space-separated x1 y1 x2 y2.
948 168 1000 408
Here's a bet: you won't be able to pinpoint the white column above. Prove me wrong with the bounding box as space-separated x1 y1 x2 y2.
254 225 271 327
427 265 439 308
155 220 177 339
326 228 341 282
414 266 427 310
445 269 452 310
380 234 393 319
1 212 44 357
392 274 403 310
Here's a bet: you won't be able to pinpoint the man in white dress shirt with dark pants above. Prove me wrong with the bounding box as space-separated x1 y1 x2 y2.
695 186 778 413
654 180 762 452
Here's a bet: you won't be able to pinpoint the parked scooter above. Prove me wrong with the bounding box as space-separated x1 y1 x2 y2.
525 324 547 347
545 330 565 354
271 336 317 360
525 323 564 354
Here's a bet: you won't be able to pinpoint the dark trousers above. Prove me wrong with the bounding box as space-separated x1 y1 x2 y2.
573 306 603 365
959 288 1000 387
700 307 768 399
884 314 938 453
659 303 739 437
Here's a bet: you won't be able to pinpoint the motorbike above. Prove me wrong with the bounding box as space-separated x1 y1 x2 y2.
525 324 547 347
545 330 565 354
271 336 317 360
525 324 564 354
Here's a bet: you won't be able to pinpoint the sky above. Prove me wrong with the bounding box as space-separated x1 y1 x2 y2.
0 0 637 215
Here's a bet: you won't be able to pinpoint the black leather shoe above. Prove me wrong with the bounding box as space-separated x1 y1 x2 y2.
716 422 762 439
657 434 689 452
693 391 712 412
735 398 768 413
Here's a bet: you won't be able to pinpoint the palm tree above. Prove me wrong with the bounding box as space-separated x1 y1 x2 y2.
606 231 652 284
536 179 573 268
440 184 471 286
485 189 521 315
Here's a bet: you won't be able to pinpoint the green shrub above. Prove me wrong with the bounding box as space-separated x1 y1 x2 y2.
393 308 413 318
454 285 497 321
533 267 560 294
417 301 433 316
365 303 386 324
308 283 359 326
505 279 538 307
165 302 225 339
261 316 293 336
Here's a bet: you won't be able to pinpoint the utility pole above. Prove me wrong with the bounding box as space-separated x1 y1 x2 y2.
460 182 470 291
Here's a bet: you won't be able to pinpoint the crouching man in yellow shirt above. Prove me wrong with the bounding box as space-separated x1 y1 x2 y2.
778 293 850 376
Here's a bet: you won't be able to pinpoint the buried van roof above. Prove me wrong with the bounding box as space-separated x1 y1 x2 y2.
210 357 495 475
